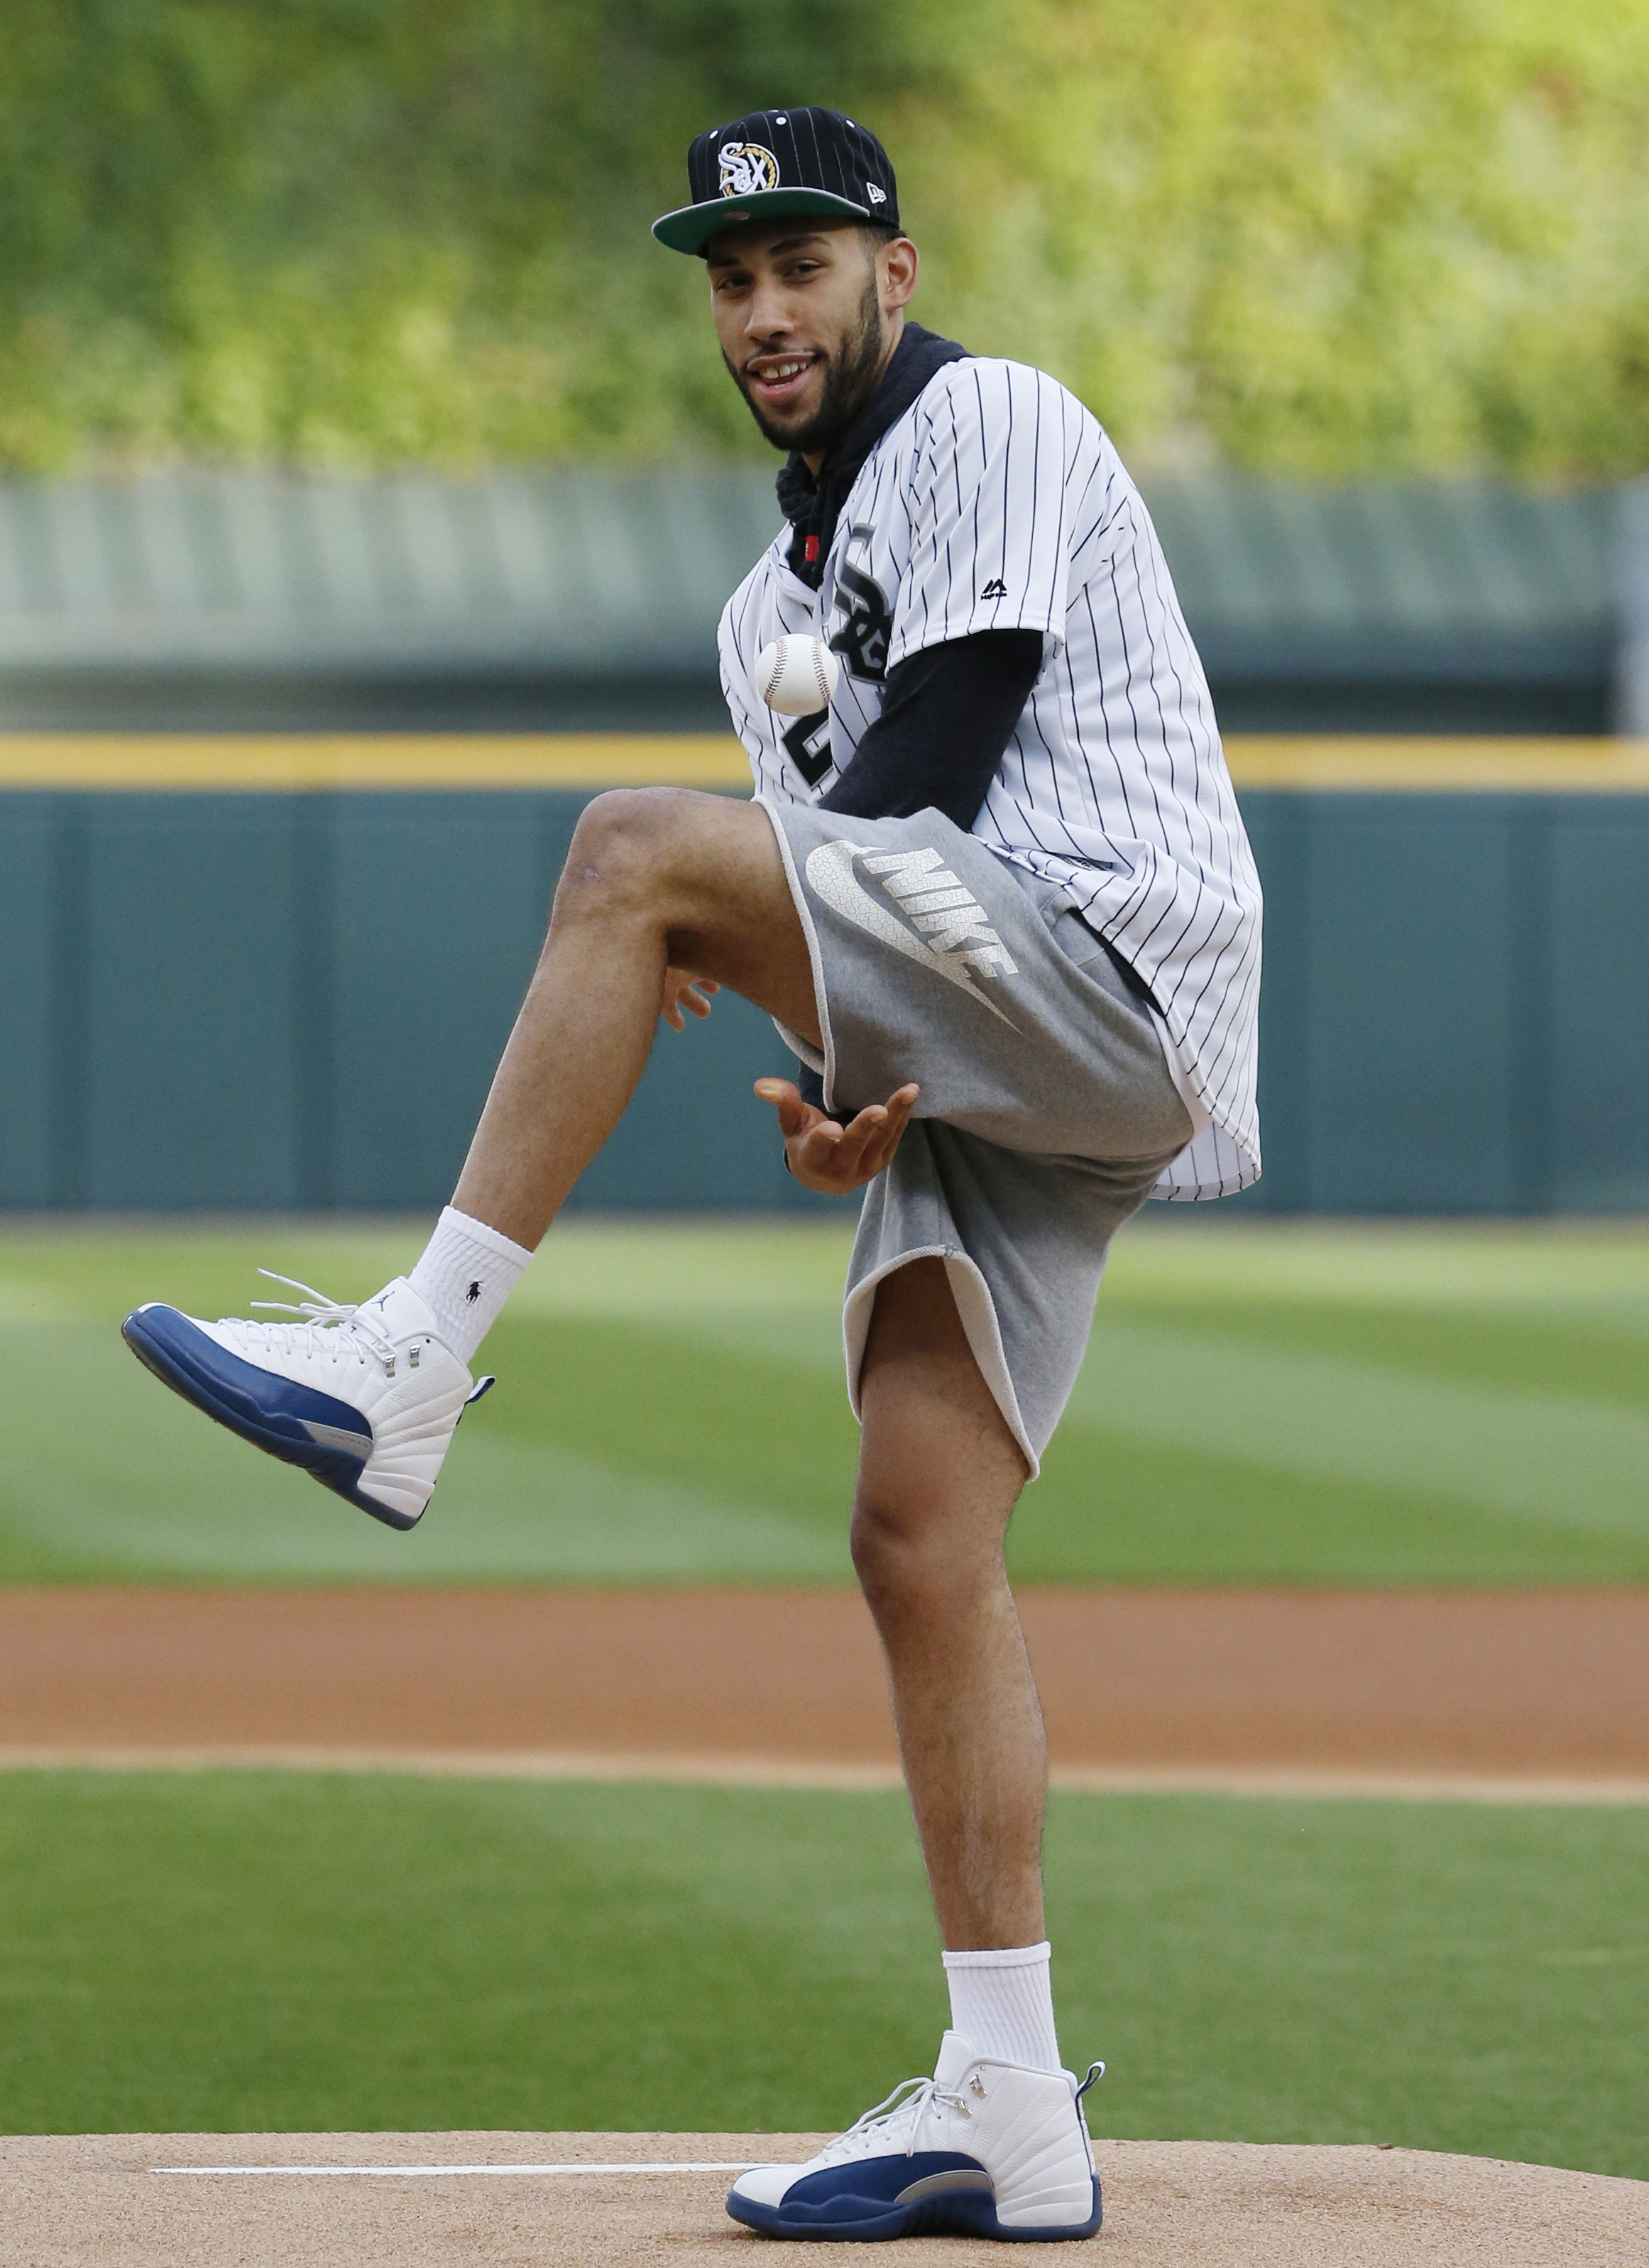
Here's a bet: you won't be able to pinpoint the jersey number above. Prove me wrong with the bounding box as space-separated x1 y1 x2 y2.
782 708 834 788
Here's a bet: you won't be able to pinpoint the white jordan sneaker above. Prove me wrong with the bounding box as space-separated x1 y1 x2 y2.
726 2031 1103 2241
121 1273 493 1530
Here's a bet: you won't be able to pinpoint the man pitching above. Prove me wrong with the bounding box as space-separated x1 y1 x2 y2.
124 108 1261 2242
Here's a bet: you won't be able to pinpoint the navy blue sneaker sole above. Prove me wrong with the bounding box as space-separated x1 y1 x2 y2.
725 2176 1101 2242
121 1303 417 1531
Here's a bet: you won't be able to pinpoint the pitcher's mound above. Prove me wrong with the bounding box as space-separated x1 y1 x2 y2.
3 2130 1645 2263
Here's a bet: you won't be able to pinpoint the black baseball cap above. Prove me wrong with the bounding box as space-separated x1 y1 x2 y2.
652 106 900 257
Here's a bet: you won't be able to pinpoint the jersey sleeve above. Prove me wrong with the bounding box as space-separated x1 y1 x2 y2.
888 360 1076 672
718 547 792 785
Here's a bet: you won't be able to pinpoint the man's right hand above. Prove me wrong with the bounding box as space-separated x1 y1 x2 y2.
753 1078 920 1196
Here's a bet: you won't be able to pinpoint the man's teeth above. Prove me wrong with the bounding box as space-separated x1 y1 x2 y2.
756 360 810 382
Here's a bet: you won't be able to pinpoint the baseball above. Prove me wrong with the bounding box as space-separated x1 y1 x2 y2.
755 634 840 716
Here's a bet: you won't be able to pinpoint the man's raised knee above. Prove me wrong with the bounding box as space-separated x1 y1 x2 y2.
554 787 686 924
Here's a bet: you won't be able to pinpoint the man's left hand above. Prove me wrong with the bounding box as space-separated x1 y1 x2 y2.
754 1077 920 1194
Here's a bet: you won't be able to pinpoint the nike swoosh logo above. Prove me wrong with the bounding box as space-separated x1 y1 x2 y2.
804 839 1017 1027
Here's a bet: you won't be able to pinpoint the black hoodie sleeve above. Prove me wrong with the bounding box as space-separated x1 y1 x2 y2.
818 628 1046 832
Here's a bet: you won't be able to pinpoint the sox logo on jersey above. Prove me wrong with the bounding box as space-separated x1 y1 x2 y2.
772 525 894 786
718 354 1265 1202
828 526 893 682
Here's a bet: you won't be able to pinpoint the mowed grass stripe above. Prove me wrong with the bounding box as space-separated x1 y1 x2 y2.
0 1769 1645 2181
0 1220 1645 1584
1066 1317 1649 1533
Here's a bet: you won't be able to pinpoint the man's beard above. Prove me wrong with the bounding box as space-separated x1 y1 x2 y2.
725 272 887 458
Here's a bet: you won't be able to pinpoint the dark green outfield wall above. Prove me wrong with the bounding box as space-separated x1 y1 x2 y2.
1 788 1645 1216
1239 793 1649 1213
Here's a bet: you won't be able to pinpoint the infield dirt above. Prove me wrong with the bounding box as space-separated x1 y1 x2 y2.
9 1587 1648 2259
3 1583 1648 1792
4 2131 1646 2264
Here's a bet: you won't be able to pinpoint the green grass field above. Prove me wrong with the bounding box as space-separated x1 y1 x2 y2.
3 1218 1645 2169
0 1770 1644 2179
1 1215 1646 1584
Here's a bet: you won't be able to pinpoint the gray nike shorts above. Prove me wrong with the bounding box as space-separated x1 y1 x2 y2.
757 796 1193 1473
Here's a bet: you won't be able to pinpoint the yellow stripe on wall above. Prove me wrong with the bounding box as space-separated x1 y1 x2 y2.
0 733 750 791
0 732 1645 793
1227 737 1649 791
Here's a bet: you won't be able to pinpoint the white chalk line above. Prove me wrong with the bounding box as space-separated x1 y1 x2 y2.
7 1748 1649 1804
153 2161 758 2178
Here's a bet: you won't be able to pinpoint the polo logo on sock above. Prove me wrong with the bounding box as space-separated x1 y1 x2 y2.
466 1281 481 1303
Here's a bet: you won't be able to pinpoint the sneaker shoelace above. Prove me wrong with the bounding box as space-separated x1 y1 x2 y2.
231 1270 402 1371
818 2074 973 2164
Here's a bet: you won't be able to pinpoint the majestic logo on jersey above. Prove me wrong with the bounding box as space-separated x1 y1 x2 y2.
828 528 893 681
980 577 1008 600
804 840 1019 1025
782 708 835 789
718 143 780 197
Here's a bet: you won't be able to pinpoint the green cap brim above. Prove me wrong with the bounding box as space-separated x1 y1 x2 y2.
652 187 876 256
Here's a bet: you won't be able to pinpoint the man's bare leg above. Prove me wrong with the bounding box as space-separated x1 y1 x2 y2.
850 1256 1045 1950
728 1254 1095 2233
121 782 918 1532
452 787 822 1247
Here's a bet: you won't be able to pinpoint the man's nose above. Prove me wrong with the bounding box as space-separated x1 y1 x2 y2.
744 281 794 338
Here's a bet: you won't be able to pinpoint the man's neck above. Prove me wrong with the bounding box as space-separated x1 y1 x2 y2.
800 311 906 477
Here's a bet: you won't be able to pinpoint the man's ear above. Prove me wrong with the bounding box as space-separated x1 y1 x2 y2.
881 236 919 314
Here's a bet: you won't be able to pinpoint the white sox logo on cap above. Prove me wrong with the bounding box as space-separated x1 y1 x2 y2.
718 143 779 197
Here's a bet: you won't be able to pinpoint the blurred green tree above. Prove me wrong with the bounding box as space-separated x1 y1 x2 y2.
0 0 1645 476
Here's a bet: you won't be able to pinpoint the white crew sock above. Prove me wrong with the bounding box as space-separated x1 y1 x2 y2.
408 1206 532 1365
942 1941 1061 2073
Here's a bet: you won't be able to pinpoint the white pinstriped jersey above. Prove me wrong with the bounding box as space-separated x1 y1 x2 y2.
719 356 1261 1200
